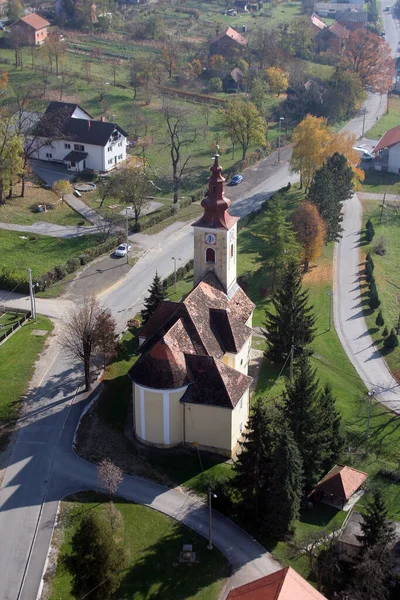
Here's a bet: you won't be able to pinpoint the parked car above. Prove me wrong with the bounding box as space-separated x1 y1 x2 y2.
114 243 131 257
230 174 243 185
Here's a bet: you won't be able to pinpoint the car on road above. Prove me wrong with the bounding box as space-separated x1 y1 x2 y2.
230 174 243 185
114 243 131 257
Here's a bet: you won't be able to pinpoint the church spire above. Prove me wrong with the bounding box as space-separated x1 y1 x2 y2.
193 152 238 230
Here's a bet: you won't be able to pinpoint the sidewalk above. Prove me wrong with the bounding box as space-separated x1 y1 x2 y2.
64 193 108 227
333 193 400 414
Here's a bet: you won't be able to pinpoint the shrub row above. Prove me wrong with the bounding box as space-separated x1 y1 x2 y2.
175 6 200 18
130 194 203 232
378 468 400 482
162 259 194 291
0 236 119 294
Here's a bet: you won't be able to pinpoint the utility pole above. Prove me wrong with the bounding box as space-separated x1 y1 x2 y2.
289 345 294 384
278 117 284 163
361 106 366 138
28 268 35 321
125 207 129 265
324 290 334 330
366 389 376 441
171 256 181 293
207 488 217 550
379 191 387 223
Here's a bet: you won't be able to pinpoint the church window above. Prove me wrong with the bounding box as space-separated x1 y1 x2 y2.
230 243 234 258
212 185 216 193
206 247 216 264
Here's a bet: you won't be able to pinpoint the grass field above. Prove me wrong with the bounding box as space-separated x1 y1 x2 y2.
0 315 53 448
365 96 400 140
48 492 229 600
0 229 100 281
360 199 400 380
0 183 88 227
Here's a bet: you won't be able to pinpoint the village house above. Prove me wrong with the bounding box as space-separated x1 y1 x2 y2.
373 125 400 174
310 12 327 35
339 512 400 564
317 21 348 52
10 13 50 46
226 567 328 599
209 26 248 58
129 153 254 457
336 7 369 30
31 101 128 173
310 464 368 509
314 2 362 18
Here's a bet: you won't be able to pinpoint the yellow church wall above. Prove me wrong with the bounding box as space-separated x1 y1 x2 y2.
184 403 232 454
193 225 236 293
168 390 185 445
143 390 164 444
231 389 250 450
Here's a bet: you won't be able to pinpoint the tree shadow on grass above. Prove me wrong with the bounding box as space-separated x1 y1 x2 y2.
116 522 230 600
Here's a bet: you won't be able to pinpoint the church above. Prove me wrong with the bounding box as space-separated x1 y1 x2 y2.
129 153 254 457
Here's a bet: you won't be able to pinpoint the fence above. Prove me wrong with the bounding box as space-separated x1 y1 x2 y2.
157 85 228 107
0 306 32 345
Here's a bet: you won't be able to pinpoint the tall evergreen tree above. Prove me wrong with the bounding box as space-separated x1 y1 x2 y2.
318 384 344 474
233 398 275 522
254 194 299 293
263 422 303 539
359 490 395 553
264 259 316 363
283 353 324 491
309 153 354 242
141 271 166 323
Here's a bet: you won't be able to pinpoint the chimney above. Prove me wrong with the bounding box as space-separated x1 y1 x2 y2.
88 120 91 129
100 116 106 122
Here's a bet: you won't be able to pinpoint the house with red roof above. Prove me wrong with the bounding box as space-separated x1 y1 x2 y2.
209 26 248 58
373 125 400 174
310 464 368 509
10 13 50 46
129 153 254 457
226 567 328 599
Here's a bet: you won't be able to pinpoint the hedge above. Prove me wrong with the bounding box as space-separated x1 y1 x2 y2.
162 259 194 291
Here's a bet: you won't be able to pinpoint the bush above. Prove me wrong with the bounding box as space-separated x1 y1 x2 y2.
365 262 374 283
374 236 387 256
209 77 223 92
377 468 400 482
54 265 67 280
383 328 399 350
79 254 90 265
382 325 389 337
375 310 384 327
66 257 81 274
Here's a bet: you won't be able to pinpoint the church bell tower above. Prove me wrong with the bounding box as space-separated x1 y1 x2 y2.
192 152 239 294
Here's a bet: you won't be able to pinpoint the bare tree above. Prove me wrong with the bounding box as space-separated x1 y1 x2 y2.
96 307 117 368
160 103 197 204
97 175 115 207
97 458 123 501
59 296 116 390
113 165 151 223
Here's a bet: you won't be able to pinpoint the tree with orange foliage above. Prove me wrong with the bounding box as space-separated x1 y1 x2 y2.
265 66 288 96
339 29 394 94
292 201 326 272
0 72 8 92
290 115 364 191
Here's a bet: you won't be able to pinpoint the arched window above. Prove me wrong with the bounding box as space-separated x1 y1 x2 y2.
212 185 216 193
230 243 234 258
206 247 216 264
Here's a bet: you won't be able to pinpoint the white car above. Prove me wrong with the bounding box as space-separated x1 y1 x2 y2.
114 243 131 257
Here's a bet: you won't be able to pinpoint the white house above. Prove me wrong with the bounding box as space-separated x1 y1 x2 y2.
31 101 128 173
373 125 400 174
315 2 362 17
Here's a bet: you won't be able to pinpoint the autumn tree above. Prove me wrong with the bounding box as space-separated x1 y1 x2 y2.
45 32 67 76
60 296 116 391
161 103 197 204
0 117 24 205
113 166 150 224
292 201 326 272
96 308 117 368
98 458 123 527
339 29 394 93
218 100 266 161
161 40 178 78
265 67 288 96
52 179 72 203
250 27 284 69
325 68 366 123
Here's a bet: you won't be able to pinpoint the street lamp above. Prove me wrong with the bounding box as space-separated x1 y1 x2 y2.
324 290 334 331
171 256 181 293
208 488 217 550
278 117 284 163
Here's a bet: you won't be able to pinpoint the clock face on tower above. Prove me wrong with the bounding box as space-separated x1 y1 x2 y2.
205 233 216 245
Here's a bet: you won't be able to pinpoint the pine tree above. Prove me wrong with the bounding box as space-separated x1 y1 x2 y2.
366 253 374 270
383 328 399 350
376 310 384 328
382 325 389 337
365 218 375 243
369 286 380 310
254 194 299 293
359 490 395 553
68 509 128 600
264 260 316 363
308 153 354 243
318 384 344 474
233 398 275 522
141 271 166 323
283 353 324 491
263 422 303 539
365 262 374 283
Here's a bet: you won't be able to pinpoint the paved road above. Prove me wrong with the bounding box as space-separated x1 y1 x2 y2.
334 193 400 414
0 220 98 239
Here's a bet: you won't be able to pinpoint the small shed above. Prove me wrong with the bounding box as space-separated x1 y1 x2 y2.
310 464 368 509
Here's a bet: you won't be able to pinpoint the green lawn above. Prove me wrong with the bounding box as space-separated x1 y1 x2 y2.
0 230 101 281
0 315 53 448
365 96 400 140
49 492 229 600
360 169 400 195
360 199 400 381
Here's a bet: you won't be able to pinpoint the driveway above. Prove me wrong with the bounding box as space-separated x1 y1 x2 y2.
30 160 76 187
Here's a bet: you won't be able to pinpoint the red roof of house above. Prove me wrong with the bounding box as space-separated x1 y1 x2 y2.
329 22 348 38
227 567 327 600
211 26 248 46
313 465 368 501
16 13 50 30
311 13 327 31
373 125 400 153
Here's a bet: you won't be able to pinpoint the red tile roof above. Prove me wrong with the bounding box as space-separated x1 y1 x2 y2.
227 567 327 600
17 13 50 30
211 26 248 46
329 22 348 38
311 13 327 31
312 464 368 501
373 125 400 154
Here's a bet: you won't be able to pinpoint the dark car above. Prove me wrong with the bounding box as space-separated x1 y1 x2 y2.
230 174 243 185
